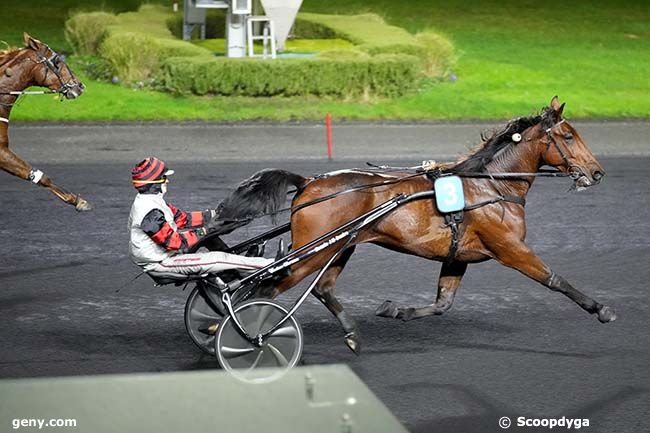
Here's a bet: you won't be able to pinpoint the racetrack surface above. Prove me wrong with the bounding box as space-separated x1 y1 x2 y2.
1 123 649 432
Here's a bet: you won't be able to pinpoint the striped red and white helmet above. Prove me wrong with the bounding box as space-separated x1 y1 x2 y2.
131 157 174 190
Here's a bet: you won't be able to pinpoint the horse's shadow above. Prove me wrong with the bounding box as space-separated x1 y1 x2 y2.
299 314 604 361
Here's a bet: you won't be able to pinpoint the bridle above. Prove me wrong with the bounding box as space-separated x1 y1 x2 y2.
33 45 79 97
0 45 78 111
543 119 582 180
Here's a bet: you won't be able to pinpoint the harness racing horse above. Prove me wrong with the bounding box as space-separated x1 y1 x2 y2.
222 97 615 354
0 33 89 211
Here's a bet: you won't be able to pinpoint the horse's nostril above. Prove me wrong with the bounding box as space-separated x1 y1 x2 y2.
593 170 605 181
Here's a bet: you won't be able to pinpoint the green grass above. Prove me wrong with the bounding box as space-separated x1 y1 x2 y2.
192 38 354 56
2 0 649 120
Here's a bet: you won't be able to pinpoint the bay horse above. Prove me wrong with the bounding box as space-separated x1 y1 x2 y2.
222 97 615 354
0 33 90 211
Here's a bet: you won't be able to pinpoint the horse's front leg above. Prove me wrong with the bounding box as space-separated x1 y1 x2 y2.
376 261 467 321
489 238 616 323
0 143 92 211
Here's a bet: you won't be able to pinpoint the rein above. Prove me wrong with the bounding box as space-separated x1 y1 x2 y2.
0 90 57 96
228 166 568 225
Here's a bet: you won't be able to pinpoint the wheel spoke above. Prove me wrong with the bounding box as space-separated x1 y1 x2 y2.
270 324 297 339
255 305 275 334
221 346 256 359
267 343 289 367
247 349 265 371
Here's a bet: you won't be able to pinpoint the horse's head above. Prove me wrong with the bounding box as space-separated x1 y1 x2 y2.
538 96 605 190
22 33 85 99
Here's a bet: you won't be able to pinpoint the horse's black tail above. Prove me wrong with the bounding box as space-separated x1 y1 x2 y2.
217 169 308 222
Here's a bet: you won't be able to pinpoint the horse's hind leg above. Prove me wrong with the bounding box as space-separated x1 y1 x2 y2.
269 246 361 354
0 144 92 211
376 261 467 321
311 246 361 354
491 239 616 323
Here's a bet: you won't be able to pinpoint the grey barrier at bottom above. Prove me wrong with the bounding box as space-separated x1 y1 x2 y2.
0 364 408 433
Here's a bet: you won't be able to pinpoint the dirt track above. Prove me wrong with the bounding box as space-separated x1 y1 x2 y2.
1 122 649 432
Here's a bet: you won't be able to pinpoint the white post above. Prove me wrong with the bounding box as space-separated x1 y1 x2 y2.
227 11 247 57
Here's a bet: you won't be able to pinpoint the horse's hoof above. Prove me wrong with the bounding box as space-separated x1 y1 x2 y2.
597 306 617 323
75 198 92 212
375 300 399 318
400 307 416 322
344 332 362 355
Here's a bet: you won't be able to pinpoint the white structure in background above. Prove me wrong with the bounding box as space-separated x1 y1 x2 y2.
183 0 302 58
260 0 303 52
184 0 251 58
247 16 276 59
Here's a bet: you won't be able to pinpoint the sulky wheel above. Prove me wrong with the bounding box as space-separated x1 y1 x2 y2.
184 285 225 355
215 300 303 383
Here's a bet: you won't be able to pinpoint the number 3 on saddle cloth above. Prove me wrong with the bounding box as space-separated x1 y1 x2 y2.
433 175 465 262
434 176 465 213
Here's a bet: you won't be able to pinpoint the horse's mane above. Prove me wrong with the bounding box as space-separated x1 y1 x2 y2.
0 47 20 68
448 106 557 173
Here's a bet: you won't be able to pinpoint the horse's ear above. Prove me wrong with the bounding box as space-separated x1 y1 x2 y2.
549 96 565 120
550 96 560 109
23 33 42 51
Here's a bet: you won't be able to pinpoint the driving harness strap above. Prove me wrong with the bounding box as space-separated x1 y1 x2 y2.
443 194 525 263
425 171 526 263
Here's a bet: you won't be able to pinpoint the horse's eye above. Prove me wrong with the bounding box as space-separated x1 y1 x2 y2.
563 133 574 142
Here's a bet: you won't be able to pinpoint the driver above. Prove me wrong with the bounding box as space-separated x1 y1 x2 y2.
128 157 274 276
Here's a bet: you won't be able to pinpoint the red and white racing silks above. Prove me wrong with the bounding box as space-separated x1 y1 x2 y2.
128 192 212 267
129 157 274 275
128 192 273 274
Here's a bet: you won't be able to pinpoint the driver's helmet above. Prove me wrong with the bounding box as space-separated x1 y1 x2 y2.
131 157 174 192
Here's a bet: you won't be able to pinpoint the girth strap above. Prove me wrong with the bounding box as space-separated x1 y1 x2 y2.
444 212 463 263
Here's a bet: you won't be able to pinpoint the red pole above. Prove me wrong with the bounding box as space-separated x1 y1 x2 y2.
326 112 333 161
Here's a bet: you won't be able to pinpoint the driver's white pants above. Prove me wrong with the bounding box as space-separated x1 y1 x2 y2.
144 252 273 275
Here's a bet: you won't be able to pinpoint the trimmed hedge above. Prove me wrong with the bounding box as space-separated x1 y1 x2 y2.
414 32 456 78
298 13 456 78
160 54 422 97
100 32 212 83
291 18 342 40
167 10 226 39
66 6 454 95
64 11 118 55
68 5 213 82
